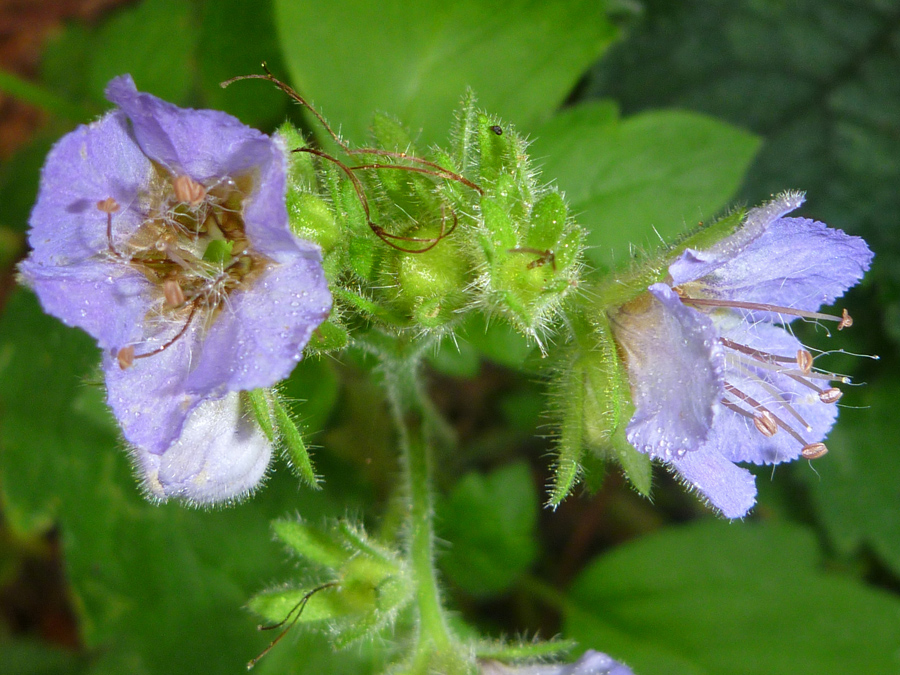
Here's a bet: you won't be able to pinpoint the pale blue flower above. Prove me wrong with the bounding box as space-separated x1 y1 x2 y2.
20 75 331 502
611 193 873 518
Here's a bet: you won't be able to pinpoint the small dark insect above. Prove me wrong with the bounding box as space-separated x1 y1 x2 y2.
490 124 503 135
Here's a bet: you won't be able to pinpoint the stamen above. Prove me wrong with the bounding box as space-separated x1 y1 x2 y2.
784 369 850 384
97 197 120 213
724 382 808 446
731 358 813 431
796 349 813 374
163 279 186 308
721 338 802 367
98 197 122 257
838 308 852 330
116 345 135 370
801 443 828 459
819 387 843 404
729 349 849 384
133 305 197 361
753 410 778 437
172 175 207 206
682 296 851 327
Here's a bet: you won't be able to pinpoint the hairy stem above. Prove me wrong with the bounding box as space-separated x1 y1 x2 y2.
378 340 454 660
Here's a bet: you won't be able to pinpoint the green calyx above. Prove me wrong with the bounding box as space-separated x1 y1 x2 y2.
249 518 413 647
473 116 584 336
548 308 651 507
278 96 586 345
552 208 751 504
382 222 470 329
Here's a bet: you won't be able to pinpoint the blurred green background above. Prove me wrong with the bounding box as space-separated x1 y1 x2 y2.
0 1 898 673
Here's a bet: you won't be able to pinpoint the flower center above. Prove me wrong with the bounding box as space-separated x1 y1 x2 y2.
99 170 268 368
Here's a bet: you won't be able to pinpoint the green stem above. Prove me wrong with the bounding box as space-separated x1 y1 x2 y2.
379 342 453 658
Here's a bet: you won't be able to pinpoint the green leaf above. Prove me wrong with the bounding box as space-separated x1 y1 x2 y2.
246 389 277 441
198 0 290 128
590 0 900 342
0 136 55 233
564 521 900 675
474 638 577 662
272 518 350 568
40 22 96 109
0 290 350 674
273 0 620 145
279 355 340 433
456 312 536 371
796 379 900 576
438 462 538 595
531 102 760 270
548 360 586 508
0 69 91 122
88 0 196 105
249 585 354 625
0 639 89 675
427 337 481 379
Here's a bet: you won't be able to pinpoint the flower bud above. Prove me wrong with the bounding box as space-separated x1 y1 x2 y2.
383 223 470 328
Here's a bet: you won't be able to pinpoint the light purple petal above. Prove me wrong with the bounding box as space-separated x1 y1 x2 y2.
19 259 152 350
106 76 300 259
24 109 151 266
712 318 837 465
104 318 204 454
22 75 329 506
671 444 758 519
669 191 806 286
240 133 307 259
106 75 273 183
690 217 872 323
131 392 272 503
183 253 332 396
614 283 725 461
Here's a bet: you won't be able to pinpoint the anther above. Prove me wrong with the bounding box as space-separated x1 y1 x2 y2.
96 197 120 213
801 443 828 460
117 345 135 370
172 175 207 206
838 308 853 330
724 382 808 445
753 411 778 437
163 279 186 308
819 387 843 404
796 349 813 374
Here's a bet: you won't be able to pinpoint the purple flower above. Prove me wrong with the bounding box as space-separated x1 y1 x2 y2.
610 192 873 518
20 75 331 502
481 651 634 675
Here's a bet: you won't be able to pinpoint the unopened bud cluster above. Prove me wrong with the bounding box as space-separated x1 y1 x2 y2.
280 95 584 345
